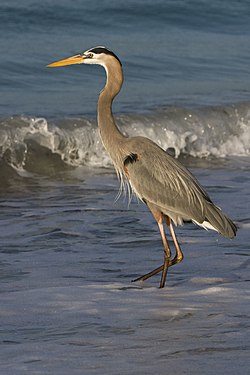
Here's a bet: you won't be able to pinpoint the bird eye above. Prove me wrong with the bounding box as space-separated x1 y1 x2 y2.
87 53 94 58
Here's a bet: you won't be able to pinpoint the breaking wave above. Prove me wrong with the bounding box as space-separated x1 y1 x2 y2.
0 102 249 176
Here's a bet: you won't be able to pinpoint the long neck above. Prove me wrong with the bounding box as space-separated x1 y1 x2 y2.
97 60 126 165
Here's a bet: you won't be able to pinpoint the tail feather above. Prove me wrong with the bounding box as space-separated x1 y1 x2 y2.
203 202 237 239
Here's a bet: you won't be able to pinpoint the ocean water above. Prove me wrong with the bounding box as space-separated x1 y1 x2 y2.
0 1 250 374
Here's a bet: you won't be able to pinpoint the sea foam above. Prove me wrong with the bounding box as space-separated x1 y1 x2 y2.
0 102 249 174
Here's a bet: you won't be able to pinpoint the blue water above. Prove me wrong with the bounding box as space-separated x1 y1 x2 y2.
0 1 250 374
1 0 250 116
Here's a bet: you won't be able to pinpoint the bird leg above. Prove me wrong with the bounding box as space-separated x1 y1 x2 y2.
158 218 171 288
132 264 164 283
167 217 184 265
132 209 172 288
132 216 184 285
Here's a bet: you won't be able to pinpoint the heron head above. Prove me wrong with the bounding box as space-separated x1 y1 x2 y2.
47 46 122 68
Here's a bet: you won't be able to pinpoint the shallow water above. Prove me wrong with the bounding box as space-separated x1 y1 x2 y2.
0 164 249 375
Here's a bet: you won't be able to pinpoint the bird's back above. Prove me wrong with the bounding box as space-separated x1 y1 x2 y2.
122 136 237 239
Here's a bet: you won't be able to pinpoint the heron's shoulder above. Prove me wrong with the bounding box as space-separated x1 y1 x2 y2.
124 135 182 182
126 136 169 157
125 136 184 174
124 136 211 203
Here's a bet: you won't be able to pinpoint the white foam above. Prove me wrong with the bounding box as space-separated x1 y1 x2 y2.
1 102 250 172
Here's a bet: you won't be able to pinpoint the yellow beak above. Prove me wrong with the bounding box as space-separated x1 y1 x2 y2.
47 54 85 67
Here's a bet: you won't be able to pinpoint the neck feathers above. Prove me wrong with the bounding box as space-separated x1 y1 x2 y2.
97 58 126 167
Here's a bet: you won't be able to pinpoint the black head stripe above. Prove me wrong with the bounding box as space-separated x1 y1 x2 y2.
88 47 122 66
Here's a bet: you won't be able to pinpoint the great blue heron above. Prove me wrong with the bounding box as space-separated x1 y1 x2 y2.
48 46 237 288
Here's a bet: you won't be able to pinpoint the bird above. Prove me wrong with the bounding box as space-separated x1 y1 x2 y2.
47 46 237 288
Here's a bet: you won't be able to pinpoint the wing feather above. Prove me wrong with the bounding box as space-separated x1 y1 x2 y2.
124 137 211 224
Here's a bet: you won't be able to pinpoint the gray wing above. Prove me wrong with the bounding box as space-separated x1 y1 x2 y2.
124 137 212 224
123 137 237 238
